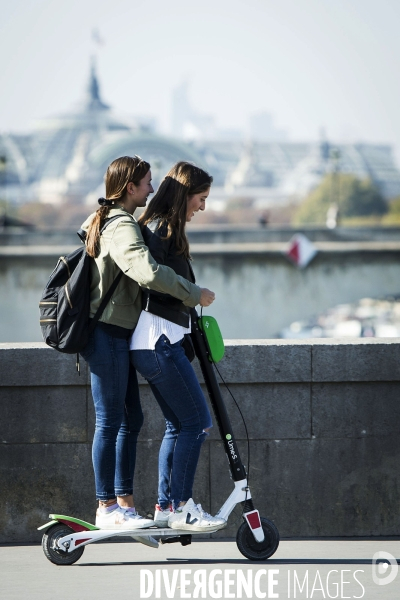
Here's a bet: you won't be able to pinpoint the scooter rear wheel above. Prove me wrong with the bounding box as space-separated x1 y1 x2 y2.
42 523 85 565
236 517 279 561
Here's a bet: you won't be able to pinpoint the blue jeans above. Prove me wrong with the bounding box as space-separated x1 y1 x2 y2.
130 335 212 509
80 326 143 501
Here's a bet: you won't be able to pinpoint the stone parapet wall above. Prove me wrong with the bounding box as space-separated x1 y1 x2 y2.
2 246 400 343
2 225 400 246
0 339 399 543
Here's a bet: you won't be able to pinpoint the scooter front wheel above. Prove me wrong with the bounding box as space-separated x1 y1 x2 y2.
42 523 85 565
236 517 279 561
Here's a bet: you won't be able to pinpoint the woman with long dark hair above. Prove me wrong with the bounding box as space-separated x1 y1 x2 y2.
130 162 226 532
80 156 215 540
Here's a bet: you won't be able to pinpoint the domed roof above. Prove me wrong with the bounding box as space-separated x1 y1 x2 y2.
83 131 208 204
34 58 129 132
88 131 206 171
20 60 209 203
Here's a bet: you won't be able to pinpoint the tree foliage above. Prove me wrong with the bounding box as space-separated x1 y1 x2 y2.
293 173 388 225
382 196 400 224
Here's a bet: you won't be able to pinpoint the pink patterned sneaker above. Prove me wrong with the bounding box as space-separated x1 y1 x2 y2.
154 504 173 527
95 506 154 530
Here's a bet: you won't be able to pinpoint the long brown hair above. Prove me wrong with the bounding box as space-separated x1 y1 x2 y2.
86 155 150 257
139 162 212 258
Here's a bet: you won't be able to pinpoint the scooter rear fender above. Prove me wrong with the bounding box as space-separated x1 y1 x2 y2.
37 515 99 532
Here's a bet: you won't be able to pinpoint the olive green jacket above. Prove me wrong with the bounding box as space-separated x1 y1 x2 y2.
81 207 201 330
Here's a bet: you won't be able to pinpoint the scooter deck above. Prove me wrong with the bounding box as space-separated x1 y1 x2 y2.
94 527 221 536
38 515 222 536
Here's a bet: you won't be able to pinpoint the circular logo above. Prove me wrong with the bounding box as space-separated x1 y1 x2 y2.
372 551 398 586
226 434 232 440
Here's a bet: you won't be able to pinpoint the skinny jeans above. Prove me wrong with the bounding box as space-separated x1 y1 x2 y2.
130 334 212 509
80 326 144 501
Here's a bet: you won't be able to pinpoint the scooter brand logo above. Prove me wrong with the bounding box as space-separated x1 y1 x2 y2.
226 434 232 440
372 551 398 586
227 438 237 460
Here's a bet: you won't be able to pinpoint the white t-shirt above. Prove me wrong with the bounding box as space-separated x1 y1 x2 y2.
129 310 191 351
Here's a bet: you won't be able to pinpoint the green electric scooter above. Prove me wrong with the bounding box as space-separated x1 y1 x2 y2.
38 311 280 565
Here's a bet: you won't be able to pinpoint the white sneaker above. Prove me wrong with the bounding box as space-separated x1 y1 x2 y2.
154 504 173 527
168 499 227 532
95 507 155 530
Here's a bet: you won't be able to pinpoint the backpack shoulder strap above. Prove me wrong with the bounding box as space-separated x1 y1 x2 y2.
77 213 130 242
100 214 132 234
79 214 128 332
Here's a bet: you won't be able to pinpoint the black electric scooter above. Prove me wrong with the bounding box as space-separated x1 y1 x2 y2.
38 310 279 564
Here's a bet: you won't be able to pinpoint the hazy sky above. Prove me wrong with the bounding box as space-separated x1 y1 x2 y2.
1 0 400 159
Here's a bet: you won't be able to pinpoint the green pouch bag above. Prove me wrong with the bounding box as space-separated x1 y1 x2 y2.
198 315 225 363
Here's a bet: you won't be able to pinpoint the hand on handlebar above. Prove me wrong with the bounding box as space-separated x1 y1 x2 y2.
199 288 215 307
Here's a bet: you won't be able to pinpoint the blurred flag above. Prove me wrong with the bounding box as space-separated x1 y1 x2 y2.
92 29 105 46
285 233 317 268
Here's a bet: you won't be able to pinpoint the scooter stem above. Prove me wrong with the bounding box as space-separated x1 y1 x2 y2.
191 309 247 483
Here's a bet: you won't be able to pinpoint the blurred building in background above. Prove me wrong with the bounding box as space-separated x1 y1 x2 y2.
0 63 206 206
1 66 400 208
280 297 400 339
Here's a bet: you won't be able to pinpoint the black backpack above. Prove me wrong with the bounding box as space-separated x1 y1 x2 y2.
39 216 125 367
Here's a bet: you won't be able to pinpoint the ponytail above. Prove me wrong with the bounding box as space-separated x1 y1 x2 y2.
86 205 112 258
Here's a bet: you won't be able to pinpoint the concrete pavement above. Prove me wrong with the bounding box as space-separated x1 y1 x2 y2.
1 538 399 599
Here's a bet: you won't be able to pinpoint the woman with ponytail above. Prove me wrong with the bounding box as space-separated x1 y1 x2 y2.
79 156 215 540
130 162 227 533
